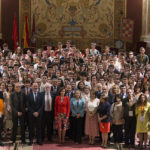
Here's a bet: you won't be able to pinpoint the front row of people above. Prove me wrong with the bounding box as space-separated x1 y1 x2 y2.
0 82 150 149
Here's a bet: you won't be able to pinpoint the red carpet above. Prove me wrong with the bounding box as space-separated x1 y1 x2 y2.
33 143 111 150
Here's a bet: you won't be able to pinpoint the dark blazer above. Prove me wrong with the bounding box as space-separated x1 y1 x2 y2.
51 86 59 98
10 91 26 117
21 87 32 95
27 92 44 117
66 91 74 99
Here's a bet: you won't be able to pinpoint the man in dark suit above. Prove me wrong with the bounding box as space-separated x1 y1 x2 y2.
21 80 32 132
27 82 44 145
10 83 26 144
51 77 59 98
41 83 54 142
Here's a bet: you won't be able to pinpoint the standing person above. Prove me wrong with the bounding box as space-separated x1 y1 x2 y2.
0 92 4 146
123 89 137 148
70 90 85 144
85 90 100 145
135 94 150 149
136 47 149 66
54 87 70 144
97 95 111 148
42 83 54 142
27 82 44 145
10 83 26 144
110 94 124 149
3 83 13 138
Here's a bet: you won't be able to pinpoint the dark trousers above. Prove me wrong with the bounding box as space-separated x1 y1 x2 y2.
124 117 136 145
25 112 29 131
42 111 53 141
0 117 3 141
72 117 83 143
112 124 123 143
29 114 42 143
12 115 25 142
66 115 73 139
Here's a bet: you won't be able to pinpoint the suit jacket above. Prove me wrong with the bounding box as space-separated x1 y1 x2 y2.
66 92 74 99
51 86 59 99
10 91 26 117
54 96 70 118
21 87 32 95
27 92 44 117
70 97 85 117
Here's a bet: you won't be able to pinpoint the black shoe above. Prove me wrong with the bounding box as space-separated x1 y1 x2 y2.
38 141 43 145
48 138 52 142
124 144 129 148
22 141 26 144
130 144 135 148
28 142 33 146
0 142 4 146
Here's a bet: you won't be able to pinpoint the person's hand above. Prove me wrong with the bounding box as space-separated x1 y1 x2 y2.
33 112 39 117
55 117 57 121
18 112 22 116
98 117 102 122
76 114 80 118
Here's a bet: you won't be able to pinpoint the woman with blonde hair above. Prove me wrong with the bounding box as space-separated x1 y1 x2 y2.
70 90 85 144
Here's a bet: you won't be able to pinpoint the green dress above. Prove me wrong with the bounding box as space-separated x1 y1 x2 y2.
135 102 150 133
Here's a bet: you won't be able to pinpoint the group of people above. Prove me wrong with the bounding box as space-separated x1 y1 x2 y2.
0 41 150 149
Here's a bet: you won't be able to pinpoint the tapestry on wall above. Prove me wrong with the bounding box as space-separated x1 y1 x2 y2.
20 0 125 49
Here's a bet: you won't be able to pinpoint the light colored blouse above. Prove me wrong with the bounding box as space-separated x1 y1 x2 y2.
87 98 100 112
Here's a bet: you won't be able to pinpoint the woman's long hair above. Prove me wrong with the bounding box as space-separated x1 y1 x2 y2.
136 94 148 106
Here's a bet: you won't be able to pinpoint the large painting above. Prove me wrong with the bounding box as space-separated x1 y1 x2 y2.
20 0 125 49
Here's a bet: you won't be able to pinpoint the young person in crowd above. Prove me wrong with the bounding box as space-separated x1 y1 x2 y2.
0 42 149 149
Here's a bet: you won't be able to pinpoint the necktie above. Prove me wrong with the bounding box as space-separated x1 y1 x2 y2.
47 92 50 110
34 92 37 102
27 88 29 95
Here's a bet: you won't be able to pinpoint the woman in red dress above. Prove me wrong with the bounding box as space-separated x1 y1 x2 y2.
54 87 70 143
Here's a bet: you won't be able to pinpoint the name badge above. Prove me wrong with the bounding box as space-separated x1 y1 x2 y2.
129 111 133 117
140 116 145 122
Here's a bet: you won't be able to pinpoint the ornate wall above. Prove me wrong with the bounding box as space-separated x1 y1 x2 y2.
20 0 126 49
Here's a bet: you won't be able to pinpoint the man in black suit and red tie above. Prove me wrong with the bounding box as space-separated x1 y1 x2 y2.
27 82 44 145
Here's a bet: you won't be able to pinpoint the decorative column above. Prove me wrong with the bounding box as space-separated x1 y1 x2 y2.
0 0 2 39
141 0 150 47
